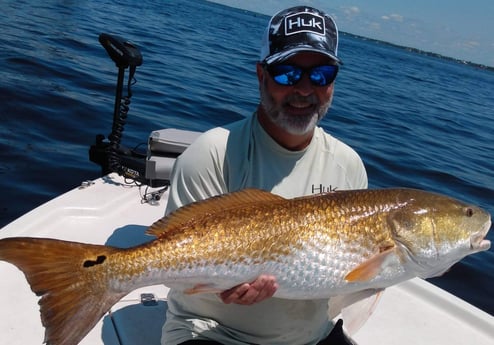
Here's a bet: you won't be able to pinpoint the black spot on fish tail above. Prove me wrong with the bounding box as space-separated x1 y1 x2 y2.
83 255 107 268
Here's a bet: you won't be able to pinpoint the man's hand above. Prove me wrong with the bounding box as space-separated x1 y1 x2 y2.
219 275 278 305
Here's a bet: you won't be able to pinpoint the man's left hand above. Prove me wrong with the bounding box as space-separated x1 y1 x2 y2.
219 275 278 305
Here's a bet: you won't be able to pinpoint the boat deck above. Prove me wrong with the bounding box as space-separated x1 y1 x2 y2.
1 174 493 344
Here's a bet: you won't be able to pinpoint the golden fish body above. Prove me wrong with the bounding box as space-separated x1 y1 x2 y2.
0 188 491 345
109 188 490 297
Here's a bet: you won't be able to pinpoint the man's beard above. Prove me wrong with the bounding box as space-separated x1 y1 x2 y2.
260 81 332 136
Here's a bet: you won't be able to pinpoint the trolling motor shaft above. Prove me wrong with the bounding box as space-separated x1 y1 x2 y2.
89 33 147 182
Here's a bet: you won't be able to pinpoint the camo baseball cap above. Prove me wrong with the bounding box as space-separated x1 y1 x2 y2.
260 6 341 65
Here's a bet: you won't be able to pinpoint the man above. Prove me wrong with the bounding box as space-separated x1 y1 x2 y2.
162 6 367 345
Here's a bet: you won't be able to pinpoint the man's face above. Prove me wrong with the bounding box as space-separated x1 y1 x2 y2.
258 52 335 136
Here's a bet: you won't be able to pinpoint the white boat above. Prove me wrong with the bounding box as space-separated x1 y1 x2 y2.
2 165 493 345
1 34 493 345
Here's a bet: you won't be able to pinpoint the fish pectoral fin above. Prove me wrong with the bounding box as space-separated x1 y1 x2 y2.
184 283 223 295
344 246 396 282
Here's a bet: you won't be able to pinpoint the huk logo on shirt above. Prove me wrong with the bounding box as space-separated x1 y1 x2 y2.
312 184 338 194
284 12 325 36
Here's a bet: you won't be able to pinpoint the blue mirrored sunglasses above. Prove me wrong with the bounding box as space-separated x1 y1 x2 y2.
266 64 339 87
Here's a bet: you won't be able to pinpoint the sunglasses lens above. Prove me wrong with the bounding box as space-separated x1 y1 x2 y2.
310 65 339 86
268 65 339 86
269 65 302 86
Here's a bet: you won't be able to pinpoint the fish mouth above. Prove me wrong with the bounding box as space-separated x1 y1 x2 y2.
470 220 492 251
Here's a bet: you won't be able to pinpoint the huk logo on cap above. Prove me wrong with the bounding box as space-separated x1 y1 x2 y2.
284 12 325 36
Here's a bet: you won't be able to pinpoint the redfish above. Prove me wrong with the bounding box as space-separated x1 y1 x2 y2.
0 188 491 345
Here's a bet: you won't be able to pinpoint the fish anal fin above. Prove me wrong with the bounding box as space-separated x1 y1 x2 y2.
146 189 285 237
345 246 396 282
184 283 223 295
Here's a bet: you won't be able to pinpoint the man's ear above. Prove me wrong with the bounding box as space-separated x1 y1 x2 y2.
256 62 265 83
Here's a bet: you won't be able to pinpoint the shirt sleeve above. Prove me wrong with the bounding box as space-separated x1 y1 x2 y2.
165 127 229 215
350 153 368 190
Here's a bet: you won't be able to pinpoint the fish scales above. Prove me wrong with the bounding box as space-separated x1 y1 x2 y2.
0 188 490 345
106 189 430 296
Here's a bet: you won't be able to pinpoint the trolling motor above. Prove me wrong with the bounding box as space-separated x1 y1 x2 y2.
90 33 201 189
89 33 148 183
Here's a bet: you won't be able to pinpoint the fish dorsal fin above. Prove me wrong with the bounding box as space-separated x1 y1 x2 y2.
146 189 285 237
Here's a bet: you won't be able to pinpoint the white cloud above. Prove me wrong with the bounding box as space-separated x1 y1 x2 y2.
342 6 360 16
465 41 480 48
369 22 381 31
382 14 404 22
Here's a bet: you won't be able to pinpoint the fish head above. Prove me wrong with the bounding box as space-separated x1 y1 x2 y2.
388 189 491 278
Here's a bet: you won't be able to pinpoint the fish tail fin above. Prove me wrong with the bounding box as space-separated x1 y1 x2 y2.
0 237 125 345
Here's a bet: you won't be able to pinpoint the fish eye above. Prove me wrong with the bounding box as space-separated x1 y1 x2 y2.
465 208 474 217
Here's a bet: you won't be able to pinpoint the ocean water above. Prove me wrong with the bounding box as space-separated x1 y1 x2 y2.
0 0 493 316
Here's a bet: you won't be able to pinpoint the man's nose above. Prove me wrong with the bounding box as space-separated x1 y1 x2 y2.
293 74 314 96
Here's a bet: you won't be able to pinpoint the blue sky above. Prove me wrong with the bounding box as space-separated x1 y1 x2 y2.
209 0 494 67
